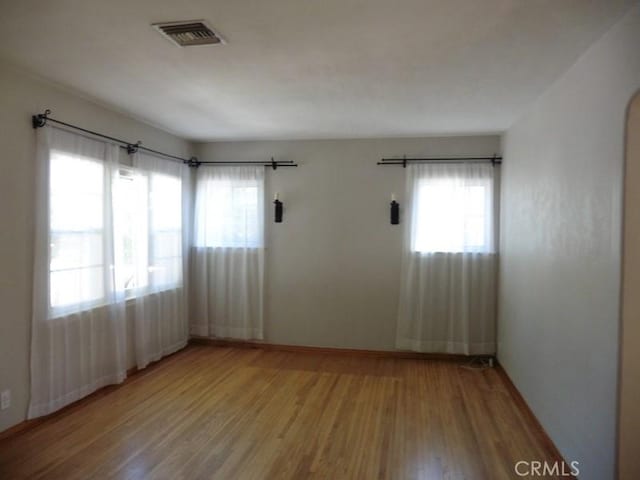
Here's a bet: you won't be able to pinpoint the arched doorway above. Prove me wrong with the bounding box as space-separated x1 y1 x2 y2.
619 91 640 479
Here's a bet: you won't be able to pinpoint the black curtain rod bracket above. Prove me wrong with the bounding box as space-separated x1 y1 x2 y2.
126 141 141 155
186 157 201 168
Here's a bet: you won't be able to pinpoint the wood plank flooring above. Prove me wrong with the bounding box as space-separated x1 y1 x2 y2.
0 345 559 479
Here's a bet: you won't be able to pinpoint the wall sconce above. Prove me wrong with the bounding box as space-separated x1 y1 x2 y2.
390 194 400 225
274 192 283 223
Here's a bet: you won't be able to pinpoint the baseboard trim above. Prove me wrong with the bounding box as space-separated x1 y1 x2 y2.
188 336 493 362
0 346 189 442
495 362 576 479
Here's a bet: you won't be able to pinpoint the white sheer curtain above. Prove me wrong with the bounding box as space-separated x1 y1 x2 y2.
127 152 190 369
396 162 498 355
29 126 127 418
191 166 264 340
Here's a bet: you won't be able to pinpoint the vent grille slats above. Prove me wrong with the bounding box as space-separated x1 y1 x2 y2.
152 21 224 47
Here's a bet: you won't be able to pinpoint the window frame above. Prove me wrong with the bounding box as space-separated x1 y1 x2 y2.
115 166 150 299
48 149 108 316
115 166 183 298
194 175 264 249
411 176 494 254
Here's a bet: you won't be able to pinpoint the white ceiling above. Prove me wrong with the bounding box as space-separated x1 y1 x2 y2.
0 0 635 141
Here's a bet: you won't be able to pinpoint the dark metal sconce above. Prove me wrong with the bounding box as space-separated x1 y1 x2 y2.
390 195 400 225
274 192 283 223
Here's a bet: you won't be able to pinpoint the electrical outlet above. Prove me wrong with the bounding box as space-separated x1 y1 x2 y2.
0 390 10 410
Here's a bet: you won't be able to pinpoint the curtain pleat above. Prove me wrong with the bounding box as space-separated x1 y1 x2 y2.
29 127 127 418
131 152 190 369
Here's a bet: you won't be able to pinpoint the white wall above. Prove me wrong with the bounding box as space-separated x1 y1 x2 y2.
498 5 640 480
0 61 191 433
194 136 500 350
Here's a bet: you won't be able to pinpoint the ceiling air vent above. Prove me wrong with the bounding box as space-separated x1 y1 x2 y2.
152 20 225 47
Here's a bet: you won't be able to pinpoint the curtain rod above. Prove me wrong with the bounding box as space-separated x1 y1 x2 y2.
31 110 298 169
197 159 298 169
32 109 199 166
377 155 502 167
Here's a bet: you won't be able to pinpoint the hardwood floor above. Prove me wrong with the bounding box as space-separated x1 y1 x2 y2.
0 345 560 479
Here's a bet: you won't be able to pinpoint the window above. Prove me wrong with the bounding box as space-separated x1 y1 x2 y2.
50 154 183 312
148 172 182 287
194 167 264 248
49 150 106 310
411 168 494 253
115 168 182 295
115 169 149 294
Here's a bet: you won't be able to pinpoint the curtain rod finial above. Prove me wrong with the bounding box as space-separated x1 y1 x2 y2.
32 109 51 129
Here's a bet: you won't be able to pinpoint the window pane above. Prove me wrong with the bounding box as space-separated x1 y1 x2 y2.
50 266 104 308
151 173 181 231
114 172 148 293
50 232 103 271
413 181 490 253
149 172 182 287
232 186 259 246
196 180 261 248
50 151 103 231
466 186 485 215
464 217 485 249
49 151 105 309
114 169 183 294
